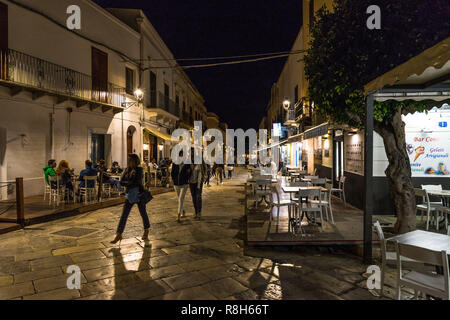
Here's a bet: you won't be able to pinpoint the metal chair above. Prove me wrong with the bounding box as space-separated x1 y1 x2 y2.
394 241 450 300
331 175 346 206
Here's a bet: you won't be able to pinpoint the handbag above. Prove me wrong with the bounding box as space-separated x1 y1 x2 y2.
140 189 153 204
126 187 139 204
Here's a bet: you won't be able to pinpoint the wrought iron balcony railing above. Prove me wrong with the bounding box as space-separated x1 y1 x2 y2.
157 91 180 118
0 49 126 109
181 111 193 125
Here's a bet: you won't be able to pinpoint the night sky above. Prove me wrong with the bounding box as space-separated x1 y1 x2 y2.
93 0 303 129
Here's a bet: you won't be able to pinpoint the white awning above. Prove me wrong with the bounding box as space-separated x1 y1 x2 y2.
365 37 450 99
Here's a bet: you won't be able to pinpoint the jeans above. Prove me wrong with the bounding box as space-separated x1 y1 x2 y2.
205 171 211 185
117 199 150 234
189 183 203 215
228 170 233 179
174 184 188 214
108 178 122 192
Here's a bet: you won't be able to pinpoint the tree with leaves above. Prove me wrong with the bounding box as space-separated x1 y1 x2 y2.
304 0 450 233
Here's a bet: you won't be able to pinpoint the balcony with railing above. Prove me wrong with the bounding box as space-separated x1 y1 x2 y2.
0 49 126 113
146 91 180 119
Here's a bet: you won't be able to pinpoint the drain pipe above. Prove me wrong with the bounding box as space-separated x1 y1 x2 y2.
50 104 55 159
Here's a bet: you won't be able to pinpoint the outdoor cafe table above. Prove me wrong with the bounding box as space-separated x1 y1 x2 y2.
247 178 278 207
282 186 328 224
386 230 450 253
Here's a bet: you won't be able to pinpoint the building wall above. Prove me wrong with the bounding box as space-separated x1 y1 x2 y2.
0 0 145 199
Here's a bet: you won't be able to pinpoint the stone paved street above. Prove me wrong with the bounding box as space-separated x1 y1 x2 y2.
0 168 395 300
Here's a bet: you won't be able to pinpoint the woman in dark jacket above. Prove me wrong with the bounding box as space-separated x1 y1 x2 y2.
171 151 191 223
111 154 150 245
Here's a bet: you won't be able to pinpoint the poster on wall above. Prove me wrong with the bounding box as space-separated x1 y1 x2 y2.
313 137 322 161
345 133 364 175
406 131 450 177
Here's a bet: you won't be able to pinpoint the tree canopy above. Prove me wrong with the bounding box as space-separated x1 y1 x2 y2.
304 0 450 128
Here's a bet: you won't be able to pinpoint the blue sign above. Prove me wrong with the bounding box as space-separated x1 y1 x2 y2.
439 122 447 128
273 123 282 136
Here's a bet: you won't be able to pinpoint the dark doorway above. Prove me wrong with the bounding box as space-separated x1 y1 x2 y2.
92 47 108 103
92 134 105 165
0 2 8 80
127 127 134 156
150 71 157 107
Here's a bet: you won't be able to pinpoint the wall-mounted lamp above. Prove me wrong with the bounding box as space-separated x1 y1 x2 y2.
122 89 144 109
158 144 164 151
143 144 149 151
282 99 291 111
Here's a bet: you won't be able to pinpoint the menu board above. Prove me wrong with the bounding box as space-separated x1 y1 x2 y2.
345 133 364 175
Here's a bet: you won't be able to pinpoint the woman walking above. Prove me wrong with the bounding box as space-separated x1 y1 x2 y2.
171 151 191 223
189 154 207 220
111 154 150 245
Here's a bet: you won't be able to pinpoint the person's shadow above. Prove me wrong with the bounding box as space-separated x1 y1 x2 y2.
109 242 153 300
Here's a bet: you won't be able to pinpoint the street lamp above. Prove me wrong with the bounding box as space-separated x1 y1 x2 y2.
282 98 291 111
122 88 144 109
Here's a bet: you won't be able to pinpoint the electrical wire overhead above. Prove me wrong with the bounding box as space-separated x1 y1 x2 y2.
142 50 304 62
146 50 305 70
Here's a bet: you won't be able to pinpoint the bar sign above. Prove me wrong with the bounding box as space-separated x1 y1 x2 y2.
439 121 447 128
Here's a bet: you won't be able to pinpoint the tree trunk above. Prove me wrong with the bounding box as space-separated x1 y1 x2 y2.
374 108 416 234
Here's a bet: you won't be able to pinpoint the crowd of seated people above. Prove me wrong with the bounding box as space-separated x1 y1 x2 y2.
43 158 124 202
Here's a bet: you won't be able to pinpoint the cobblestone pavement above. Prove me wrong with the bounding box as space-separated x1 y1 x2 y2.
0 168 398 300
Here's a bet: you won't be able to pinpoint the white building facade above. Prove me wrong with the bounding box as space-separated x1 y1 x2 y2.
0 0 206 199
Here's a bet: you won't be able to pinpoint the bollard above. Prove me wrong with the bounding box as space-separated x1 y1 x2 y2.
15 177 24 226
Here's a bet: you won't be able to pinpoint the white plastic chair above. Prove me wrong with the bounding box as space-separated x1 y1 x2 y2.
295 188 324 231
395 241 450 300
373 221 418 296
311 183 334 224
414 188 443 230
331 175 346 206
268 185 296 225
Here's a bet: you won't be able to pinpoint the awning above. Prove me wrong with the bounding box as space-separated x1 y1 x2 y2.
365 37 450 98
256 139 288 152
303 123 329 140
144 128 173 142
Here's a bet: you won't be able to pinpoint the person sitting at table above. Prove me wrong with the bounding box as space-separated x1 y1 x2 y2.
149 158 159 170
55 160 74 200
79 160 98 189
43 159 57 188
110 161 123 174
98 160 122 192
